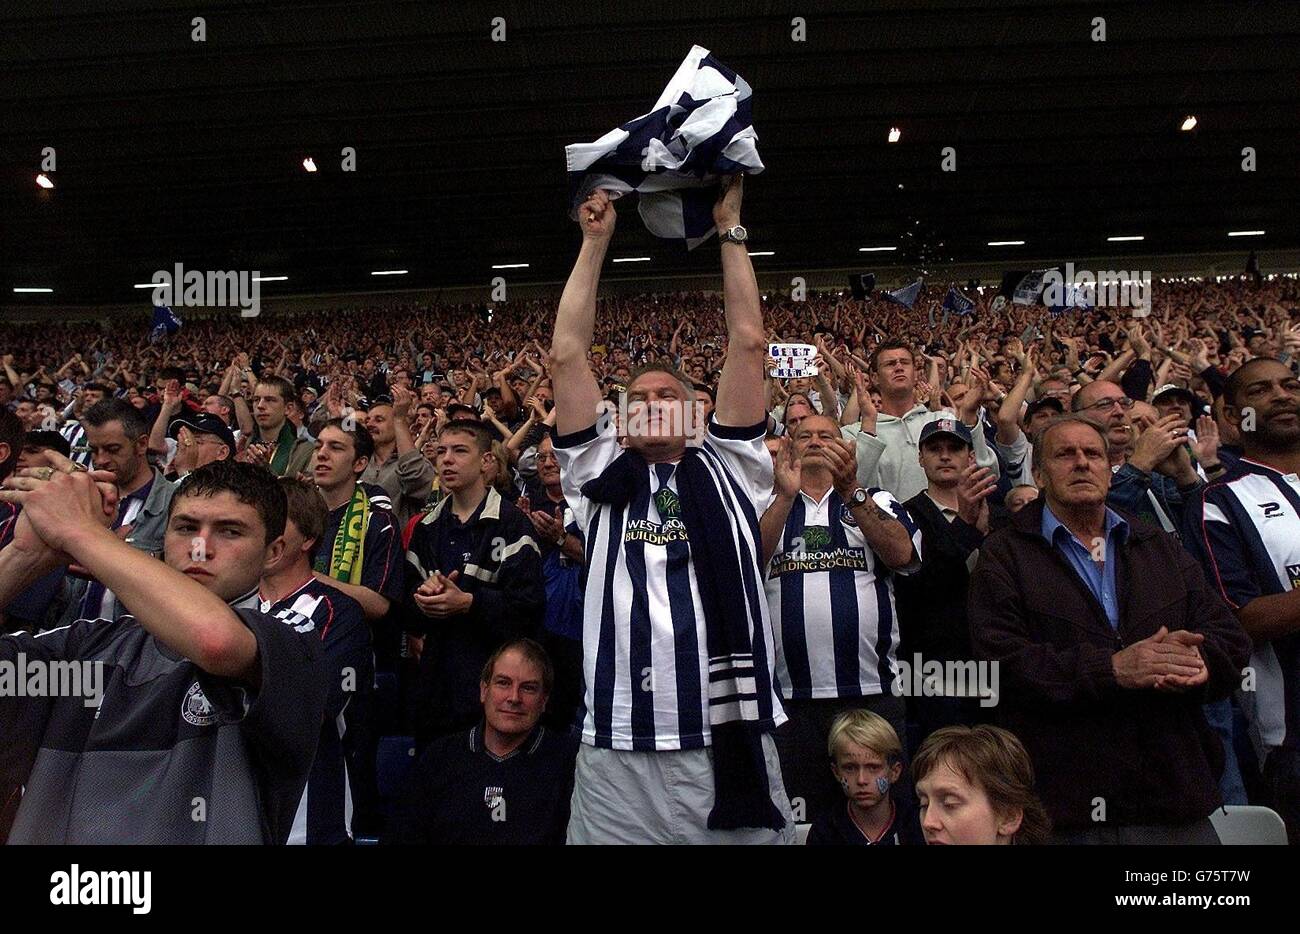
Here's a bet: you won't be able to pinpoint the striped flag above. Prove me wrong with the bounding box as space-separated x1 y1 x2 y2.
942 286 976 316
566 45 764 250
881 278 923 309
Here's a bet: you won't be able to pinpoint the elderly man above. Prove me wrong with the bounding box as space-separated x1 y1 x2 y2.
969 415 1250 843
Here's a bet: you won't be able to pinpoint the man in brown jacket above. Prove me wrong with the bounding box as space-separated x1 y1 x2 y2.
969 415 1250 844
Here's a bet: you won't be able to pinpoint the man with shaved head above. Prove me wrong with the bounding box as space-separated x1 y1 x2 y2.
1193 357 1300 842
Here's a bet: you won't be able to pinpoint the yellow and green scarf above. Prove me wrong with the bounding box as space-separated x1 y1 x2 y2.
316 484 370 584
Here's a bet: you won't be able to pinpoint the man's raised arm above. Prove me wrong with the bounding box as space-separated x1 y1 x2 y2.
550 190 614 436
713 176 767 428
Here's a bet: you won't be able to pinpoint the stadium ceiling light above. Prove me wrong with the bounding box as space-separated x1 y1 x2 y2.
887 127 901 143
490 263 530 269
747 250 775 257
1227 230 1265 237
859 246 897 252
1180 115 1198 131
35 173 54 189
1107 235 1144 242
987 240 1026 246
13 287 53 293
302 157 318 172
252 275 288 282
611 256 651 263
370 269 408 276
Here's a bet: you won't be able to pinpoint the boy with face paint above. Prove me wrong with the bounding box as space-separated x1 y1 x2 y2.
806 710 923 846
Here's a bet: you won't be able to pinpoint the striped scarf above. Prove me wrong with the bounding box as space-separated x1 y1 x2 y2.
582 447 783 831
317 484 370 585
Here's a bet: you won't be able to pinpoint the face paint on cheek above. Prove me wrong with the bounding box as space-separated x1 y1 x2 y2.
876 776 891 795
839 777 851 794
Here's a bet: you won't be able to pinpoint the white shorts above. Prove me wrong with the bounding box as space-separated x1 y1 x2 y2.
566 733 796 845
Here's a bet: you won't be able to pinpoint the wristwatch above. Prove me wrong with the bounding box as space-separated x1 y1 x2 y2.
719 225 748 245
849 487 870 507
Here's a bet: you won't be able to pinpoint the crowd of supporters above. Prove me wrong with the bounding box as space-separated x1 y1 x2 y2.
2 225 1299 844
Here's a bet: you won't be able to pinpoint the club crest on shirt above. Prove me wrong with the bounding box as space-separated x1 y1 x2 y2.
1288 564 1300 589
653 487 681 518
802 525 831 549
181 682 217 727
483 785 504 808
840 504 859 527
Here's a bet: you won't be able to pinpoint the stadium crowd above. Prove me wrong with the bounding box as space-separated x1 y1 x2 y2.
2 185 1299 845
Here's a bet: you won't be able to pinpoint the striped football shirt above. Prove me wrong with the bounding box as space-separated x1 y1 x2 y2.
553 418 784 751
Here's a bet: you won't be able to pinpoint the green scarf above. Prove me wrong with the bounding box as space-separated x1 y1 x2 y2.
317 484 370 585
263 421 299 476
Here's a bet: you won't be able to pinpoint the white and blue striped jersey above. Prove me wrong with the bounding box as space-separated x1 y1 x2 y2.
553 418 785 751
764 487 920 699
1196 458 1300 751
995 429 1035 489
60 419 92 468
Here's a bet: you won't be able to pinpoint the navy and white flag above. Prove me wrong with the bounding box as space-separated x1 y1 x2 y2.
942 287 976 316
1011 269 1050 306
149 304 182 343
881 278 923 309
565 45 764 250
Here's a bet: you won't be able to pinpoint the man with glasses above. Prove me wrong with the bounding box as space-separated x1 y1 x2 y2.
1071 380 1210 535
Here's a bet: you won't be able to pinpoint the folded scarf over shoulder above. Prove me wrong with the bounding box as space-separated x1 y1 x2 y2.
582 445 784 831
316 484 370 585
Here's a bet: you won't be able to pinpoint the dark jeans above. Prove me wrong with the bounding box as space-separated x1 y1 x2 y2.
1054 818 1221 845
774 693 908 826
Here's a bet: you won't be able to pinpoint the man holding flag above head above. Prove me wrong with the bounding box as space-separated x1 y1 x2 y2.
550 175 795 844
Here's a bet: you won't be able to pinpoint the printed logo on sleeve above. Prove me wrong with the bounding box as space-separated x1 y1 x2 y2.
181 682 217 727
1288 564 1300 589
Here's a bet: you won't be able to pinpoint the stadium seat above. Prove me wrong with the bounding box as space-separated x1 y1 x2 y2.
1208 805 1288 845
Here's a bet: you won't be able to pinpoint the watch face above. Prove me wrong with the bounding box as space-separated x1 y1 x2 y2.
729 225 748 242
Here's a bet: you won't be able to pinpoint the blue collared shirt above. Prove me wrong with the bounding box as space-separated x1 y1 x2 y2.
1040 503 1129 630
